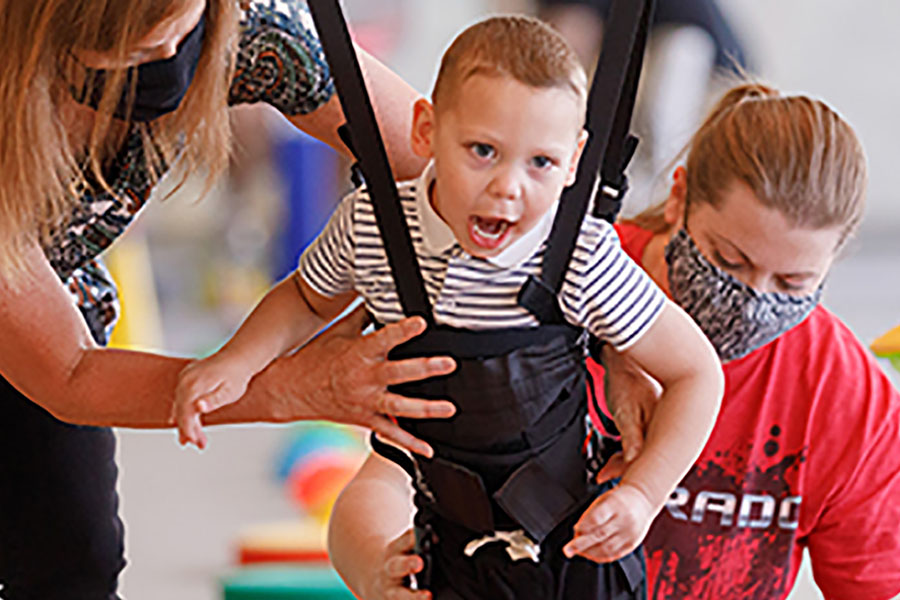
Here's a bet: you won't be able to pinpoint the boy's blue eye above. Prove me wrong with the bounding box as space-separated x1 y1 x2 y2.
531 155 553 169
471 143 495 159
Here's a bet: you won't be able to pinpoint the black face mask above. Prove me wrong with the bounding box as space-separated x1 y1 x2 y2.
73 15 206 122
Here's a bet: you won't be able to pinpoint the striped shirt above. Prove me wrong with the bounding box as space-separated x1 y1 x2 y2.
298 165 666 350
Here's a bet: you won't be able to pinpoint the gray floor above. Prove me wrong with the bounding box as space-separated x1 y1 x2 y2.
115 222 900 600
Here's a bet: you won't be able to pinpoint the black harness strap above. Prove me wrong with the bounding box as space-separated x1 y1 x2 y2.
307 0 432 322
370 432 417 480
519 0 655 323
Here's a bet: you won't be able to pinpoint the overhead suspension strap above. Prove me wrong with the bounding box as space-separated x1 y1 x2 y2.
307 0 432 322
520 0 655 322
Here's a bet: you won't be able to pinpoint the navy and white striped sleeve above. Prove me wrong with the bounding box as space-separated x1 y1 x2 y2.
560 218 665 350
297 192 356 298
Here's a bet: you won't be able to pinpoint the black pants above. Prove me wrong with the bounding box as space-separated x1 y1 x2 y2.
0 376 125 600
424 485 646 600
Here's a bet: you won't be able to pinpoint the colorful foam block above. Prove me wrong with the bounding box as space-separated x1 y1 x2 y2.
222 565 356 600
237 520 328 565
871 324 900 356
871 324 900 372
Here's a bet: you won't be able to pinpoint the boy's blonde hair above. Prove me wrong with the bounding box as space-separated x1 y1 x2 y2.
0 0 238 275
432 15 588 115
631 83 868 247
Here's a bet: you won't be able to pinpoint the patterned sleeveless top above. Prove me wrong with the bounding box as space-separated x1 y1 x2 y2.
41 0 335 345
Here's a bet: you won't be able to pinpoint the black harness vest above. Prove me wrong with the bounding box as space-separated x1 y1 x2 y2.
307 1 656 596
373 280 642 599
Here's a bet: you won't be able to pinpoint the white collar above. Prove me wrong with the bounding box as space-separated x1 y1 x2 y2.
413 162 558 268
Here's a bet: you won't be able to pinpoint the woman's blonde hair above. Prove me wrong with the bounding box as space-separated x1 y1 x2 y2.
630 83 868 247
0 0 239 274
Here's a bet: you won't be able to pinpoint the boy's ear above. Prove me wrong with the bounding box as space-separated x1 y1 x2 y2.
410 98 436 159
664 166 688 227
564 128 590 187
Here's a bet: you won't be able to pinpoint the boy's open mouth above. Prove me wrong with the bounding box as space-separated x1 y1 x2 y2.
469 215 513 250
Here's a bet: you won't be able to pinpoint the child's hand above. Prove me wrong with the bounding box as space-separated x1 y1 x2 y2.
367 528 432 600
173 355 253 449
562 482 656 563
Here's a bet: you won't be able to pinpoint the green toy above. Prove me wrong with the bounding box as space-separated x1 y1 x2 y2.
222 565 355 600
871 324 900 372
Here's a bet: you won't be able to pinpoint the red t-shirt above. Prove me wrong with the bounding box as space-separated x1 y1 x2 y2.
590 223 900 600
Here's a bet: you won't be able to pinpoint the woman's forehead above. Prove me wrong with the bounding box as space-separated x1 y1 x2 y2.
693 181 842 274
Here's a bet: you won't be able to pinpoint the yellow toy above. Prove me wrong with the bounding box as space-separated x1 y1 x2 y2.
871 325 900 372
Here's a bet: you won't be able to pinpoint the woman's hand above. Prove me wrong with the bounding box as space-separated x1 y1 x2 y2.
237 306 456 457
366 529 431 600
602 345 661 463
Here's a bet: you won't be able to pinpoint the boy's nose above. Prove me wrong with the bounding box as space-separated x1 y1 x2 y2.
487 169 522 200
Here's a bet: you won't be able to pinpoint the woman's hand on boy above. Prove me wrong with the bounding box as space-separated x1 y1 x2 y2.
602 345 661 463
562 481 655 563
265 307 457 457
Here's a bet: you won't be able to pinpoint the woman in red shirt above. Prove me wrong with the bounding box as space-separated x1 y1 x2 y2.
329 83 900 600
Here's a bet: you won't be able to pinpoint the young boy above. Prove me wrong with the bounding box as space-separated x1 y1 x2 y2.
175 15 723 599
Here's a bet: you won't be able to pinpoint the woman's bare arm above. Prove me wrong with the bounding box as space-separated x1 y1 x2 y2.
286 45 426 180
0 239 454 454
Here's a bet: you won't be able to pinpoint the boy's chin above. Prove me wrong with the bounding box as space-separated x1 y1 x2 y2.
461 240 510 259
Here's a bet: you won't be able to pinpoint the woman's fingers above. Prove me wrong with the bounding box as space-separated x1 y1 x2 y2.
602 346 658 463
371 415 433 458
364 318 456 385
380 392 456 419
379 356 456 387
614 399 646 464
274 312 458 456
594 452 627 484
367 316 428 353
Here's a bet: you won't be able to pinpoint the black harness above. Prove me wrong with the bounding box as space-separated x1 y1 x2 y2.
308 1 654 597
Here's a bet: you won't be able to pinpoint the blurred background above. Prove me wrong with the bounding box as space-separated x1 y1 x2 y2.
111 1 900 599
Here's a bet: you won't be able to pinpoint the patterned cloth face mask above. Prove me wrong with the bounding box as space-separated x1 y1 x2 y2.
665 228 823 362
72 15 206 122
